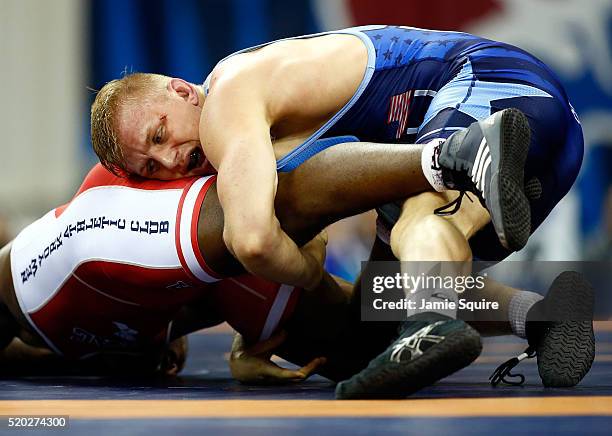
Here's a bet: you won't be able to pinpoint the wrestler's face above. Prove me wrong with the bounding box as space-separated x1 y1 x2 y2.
117 78 215 180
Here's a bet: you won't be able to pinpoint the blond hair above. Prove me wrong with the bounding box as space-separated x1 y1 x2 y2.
90 72 166 176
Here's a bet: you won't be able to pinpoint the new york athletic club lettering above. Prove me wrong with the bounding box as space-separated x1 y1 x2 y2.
20 216 170 284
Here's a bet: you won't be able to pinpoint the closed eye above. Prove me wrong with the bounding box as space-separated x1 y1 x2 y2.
153 125 164 144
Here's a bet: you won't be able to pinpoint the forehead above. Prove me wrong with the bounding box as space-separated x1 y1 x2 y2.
116 98 160 152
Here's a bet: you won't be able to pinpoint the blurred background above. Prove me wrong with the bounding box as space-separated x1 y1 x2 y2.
1 0 611 282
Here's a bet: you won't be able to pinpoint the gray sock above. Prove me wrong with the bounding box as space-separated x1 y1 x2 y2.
508 290 543 338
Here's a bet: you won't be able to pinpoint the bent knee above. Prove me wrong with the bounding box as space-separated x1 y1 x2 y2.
399 191 490 240
390 214 472 261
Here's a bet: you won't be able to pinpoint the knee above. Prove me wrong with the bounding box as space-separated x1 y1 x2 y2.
390 214 472 261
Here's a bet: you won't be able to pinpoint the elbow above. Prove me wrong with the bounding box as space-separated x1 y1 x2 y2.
227 228 277 267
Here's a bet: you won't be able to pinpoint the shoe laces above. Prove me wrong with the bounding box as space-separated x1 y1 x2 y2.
433 191 474 216
489 346 537 386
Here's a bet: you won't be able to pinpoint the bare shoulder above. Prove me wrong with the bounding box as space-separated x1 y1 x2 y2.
205 45 283 100
201 53 271 131
206 34 368 121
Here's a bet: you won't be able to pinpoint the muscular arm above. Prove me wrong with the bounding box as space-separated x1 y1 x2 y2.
200 65 325 289
198 140 430 275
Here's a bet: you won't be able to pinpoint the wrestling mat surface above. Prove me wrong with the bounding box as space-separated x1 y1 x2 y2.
1 323 611 435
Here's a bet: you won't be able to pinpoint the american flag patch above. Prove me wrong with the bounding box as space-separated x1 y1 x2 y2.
387 90 414 139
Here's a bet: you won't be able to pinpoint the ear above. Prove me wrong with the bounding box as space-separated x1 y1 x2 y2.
168 78 199 106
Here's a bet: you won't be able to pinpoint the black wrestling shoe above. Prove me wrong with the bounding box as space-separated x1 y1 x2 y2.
335 313 482 399
490 271 595 387
529 271 595 387
435 109 532 252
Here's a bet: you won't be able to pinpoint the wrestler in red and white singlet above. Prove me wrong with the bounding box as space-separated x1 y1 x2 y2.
10 165 300 360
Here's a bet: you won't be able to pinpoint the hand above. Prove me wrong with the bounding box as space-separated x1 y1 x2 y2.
229 331 326 385
300 230 328 290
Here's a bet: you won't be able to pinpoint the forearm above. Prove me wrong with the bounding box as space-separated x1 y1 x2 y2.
232 217 322 289
216 145 324 288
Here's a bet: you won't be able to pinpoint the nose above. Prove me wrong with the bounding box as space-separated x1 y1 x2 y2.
153 148 183 173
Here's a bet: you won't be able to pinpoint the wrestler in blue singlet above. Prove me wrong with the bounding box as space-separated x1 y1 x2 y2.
207 25 584 261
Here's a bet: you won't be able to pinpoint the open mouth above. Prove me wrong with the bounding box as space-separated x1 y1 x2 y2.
187 147 203 172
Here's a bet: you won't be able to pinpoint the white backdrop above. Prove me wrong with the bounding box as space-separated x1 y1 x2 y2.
0 0 85 233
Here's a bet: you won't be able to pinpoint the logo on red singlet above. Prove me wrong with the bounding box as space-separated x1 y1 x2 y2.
166 280 192 290
70 321 140 349
112 322 139 342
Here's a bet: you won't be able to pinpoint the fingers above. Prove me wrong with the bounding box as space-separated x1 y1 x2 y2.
235 331 327 385
295 356 327 379
255 356 327 384
245 330 288 356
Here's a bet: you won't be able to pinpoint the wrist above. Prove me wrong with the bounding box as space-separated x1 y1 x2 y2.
300 251 323 290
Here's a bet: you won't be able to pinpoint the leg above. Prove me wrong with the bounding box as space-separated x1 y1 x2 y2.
336 186 591 397
276 108 532 254
389 191 488 320
391 196 523 335
389 190 489 262
275 141 430 245
336 191 486 398
199 141 430 275
200 128 528 275
384 192 594 388
386 192 561 338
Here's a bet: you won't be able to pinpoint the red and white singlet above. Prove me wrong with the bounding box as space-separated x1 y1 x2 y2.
10 165 299 359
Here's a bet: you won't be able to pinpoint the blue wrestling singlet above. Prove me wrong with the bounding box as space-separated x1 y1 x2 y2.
206 25 584 260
